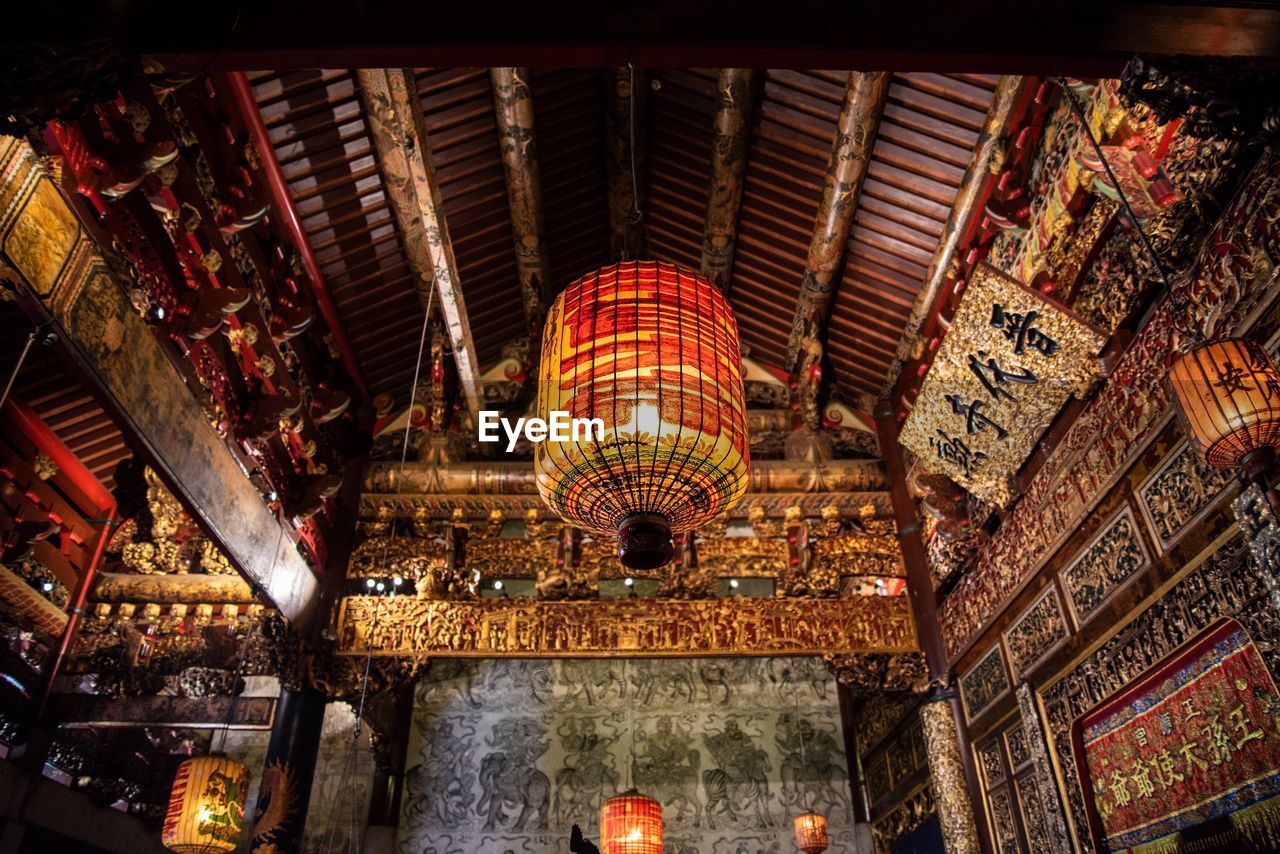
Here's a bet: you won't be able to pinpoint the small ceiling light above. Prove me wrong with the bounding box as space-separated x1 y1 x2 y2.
392 576 402 587
365 578 376 589
623 577 635 588
265 490 278 502
729 578 740 590
375 581 385 593
493 580 504 591
41 582 54 592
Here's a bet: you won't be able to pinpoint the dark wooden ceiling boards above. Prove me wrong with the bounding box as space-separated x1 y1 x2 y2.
250 67 999 409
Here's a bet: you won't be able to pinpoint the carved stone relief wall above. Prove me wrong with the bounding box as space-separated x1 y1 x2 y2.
397 657 853 853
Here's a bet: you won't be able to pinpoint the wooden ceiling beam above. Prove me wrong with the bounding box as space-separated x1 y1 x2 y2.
490 68 551 335
786 72 891 370
357 68 482 422
701 69 758 293
882 75 1024 397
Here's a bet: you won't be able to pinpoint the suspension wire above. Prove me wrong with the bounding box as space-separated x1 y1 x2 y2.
0 330 40 413
793 674 809 812
627 61 642 227
1054 77 1185 320
320 278 437 853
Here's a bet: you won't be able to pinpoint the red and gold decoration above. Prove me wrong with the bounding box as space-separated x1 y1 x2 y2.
1168 338 1280 478
535 260 749 569
599 789 663 854
1080 620 1280 852
793 810 830 853
900 264 1106 504
162 755 250 854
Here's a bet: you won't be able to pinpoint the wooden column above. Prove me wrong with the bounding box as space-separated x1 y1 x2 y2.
357 68 481 422
605 66 647 261
875 405 991 854
883 75 1024 393
785 71 891 371
701 68 757 294
490 67 550 338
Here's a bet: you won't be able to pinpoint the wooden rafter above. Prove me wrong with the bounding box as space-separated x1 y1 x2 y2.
882 75 1025 396
357 68 481 421
701 68 758 294
491 67 551 339
785 72 892 372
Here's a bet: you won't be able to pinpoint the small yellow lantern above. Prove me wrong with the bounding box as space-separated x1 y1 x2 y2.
162 755 249 854
1168 338 1280 478
794 810 830 853
599 789 663 854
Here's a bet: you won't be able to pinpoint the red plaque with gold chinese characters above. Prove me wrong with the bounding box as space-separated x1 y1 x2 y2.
1079 620 1280 851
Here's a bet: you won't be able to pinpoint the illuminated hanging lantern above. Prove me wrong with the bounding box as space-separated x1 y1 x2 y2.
162 755 250 854
536 261 750 570
794 811 830 853
1168 338 1280 478
599 789 663 854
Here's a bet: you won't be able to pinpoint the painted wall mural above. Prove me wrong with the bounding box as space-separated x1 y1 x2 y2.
397 657 854 853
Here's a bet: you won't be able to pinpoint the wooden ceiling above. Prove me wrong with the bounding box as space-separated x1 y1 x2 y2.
249 67 999 407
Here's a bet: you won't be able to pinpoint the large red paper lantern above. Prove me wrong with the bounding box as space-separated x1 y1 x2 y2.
162 755 249 854
1168 338 1280 477
536 261 750 569
599 790 663 854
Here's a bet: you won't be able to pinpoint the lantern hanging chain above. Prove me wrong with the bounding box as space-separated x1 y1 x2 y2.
1053 78 1195 334
320 267 436 854
793 672 809 812
627 61 642 228
0 328 40 413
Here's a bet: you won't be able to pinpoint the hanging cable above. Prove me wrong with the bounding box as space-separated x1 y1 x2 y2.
1054 78 1183 314
319 278 437 853
793 673 809 811
0 329 40 413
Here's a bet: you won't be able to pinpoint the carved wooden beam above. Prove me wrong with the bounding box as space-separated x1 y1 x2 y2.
357 68 481 421
785 72 891 372
50 694 275 729
92 572 257 605
363 457 888 495
335 594 918 657
491 67 550 339
883 75 1025 395
701 69 758 293
605 66 647 261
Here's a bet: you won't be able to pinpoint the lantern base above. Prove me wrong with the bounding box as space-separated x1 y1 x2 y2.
1241 446 1276 487
618 514 673 570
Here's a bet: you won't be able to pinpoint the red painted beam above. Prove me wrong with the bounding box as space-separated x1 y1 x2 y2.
4 399 115 516
224 71 369 403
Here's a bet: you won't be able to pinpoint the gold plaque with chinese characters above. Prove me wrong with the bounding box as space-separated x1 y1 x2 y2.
900 264 1106 503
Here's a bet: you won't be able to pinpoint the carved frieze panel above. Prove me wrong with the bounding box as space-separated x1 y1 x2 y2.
335 594 918 657
1005 724 1030 770
1060 506 1152 627
977 737 1005 788
959 644 1011 721
1003 583 1070 677
1042 532 1264 853
1137 439 1235 552
988 786 1021 854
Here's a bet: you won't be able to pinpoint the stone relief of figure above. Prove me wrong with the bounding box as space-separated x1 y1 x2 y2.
632 716 702 827
405 716 477 829
476 718 551 832
702 718 774 830
775 713 850 818
554 716 620 825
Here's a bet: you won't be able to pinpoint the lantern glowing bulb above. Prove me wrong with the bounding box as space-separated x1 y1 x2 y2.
536 261 750 570
162 755 249 854
1168 338 1280 481
599 790 663 854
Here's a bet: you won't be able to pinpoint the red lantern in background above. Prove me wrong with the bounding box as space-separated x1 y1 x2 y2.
794 810 830 853
536 261 750 570
1168 338 1280 480
599 789 663 854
